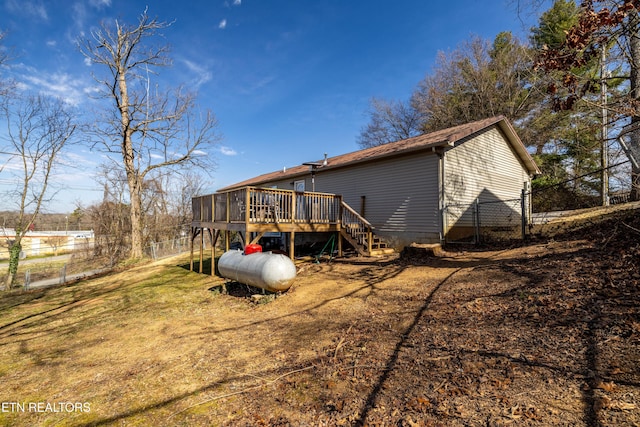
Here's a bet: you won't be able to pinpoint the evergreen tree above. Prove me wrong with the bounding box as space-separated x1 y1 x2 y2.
536 0 640 200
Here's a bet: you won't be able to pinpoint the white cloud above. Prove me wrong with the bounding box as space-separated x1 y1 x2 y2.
218 146 237 156
6 0 48 20
218 19 227 29
89 0 111 8
72 2 88 35
83 57 92 67
14 81 29 91
182 59 212 88
20 71 89 106
0 155 23 173
238 74 277 95
46 40 57 47
83 85 101 96
233 0 241 5
62 151 98 168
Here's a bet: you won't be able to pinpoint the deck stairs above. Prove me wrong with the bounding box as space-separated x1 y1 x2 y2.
340 201 395 257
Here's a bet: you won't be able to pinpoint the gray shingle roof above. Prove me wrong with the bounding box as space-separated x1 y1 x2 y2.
218 115 539 192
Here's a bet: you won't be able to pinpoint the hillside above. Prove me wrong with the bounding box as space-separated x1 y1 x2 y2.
0 208 638 426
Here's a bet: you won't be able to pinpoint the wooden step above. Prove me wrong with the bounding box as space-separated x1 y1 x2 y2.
340 227 394 257
369 248 396 256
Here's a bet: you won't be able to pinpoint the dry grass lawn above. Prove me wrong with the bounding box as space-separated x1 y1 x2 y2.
0 208 639 426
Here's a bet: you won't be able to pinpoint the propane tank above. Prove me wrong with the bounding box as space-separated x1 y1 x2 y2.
217 250 296 292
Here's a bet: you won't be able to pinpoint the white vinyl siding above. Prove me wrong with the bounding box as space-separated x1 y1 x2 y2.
256 152 441 245
443 126 530 229
252 125 532 245
313 152 441 244
262 177 307 191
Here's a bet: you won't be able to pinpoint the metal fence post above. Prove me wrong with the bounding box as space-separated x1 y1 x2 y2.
25 270 31 290
60 264 67 285
474 199 480 244
521 188 527 241
442 205 448 244
151 242 157 260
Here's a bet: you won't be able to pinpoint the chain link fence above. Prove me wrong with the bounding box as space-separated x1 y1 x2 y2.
443 161 637 245
0 236 193 290
531 160 633 213
444 196 526 244
145 236 191 260
530 160 636 227
0 250 112 290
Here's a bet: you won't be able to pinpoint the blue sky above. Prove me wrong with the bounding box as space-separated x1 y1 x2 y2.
0 0 550 213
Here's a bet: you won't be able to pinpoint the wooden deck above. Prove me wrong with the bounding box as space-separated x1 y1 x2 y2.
190 187 391 269
192 187 343 233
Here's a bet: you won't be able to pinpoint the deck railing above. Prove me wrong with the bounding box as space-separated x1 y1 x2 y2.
192 186 382 255
340 200 373 254
193 187 342 225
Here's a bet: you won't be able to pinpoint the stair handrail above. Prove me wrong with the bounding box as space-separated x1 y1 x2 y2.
340 200 372 227
340 200 374 254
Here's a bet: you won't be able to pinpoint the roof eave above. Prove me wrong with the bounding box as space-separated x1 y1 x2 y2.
217 139 454 192
497 119 541 176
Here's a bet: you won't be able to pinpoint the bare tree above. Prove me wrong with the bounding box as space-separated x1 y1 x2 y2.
0 31 9 98
359 33 546 150
79 9 221 259
151 170 209 242
413 33 544 138
1 95 77 289
89 166 131 264
357 98 424 148
170 171 210 236
44 235 67 256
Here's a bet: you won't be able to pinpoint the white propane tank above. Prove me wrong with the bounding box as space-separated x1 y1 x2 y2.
217 250 297 292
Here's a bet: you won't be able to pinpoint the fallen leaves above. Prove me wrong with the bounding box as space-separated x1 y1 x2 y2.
175 211 640 425
504 403 541 420
596 395 637 412
594 380 617 393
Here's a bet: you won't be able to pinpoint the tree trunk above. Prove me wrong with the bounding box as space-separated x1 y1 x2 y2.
4 241 21 290
128 178 144 259
628 11 640 201
117 51 146 259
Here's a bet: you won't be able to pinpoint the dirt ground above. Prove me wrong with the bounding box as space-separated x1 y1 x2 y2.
0 209 638 426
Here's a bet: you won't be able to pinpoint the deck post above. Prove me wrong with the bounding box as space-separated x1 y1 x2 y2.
337 196 343 257
189 227 195 271
209 229 215 276
289 231 295 260
199 229 204 273
212 230 216 275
